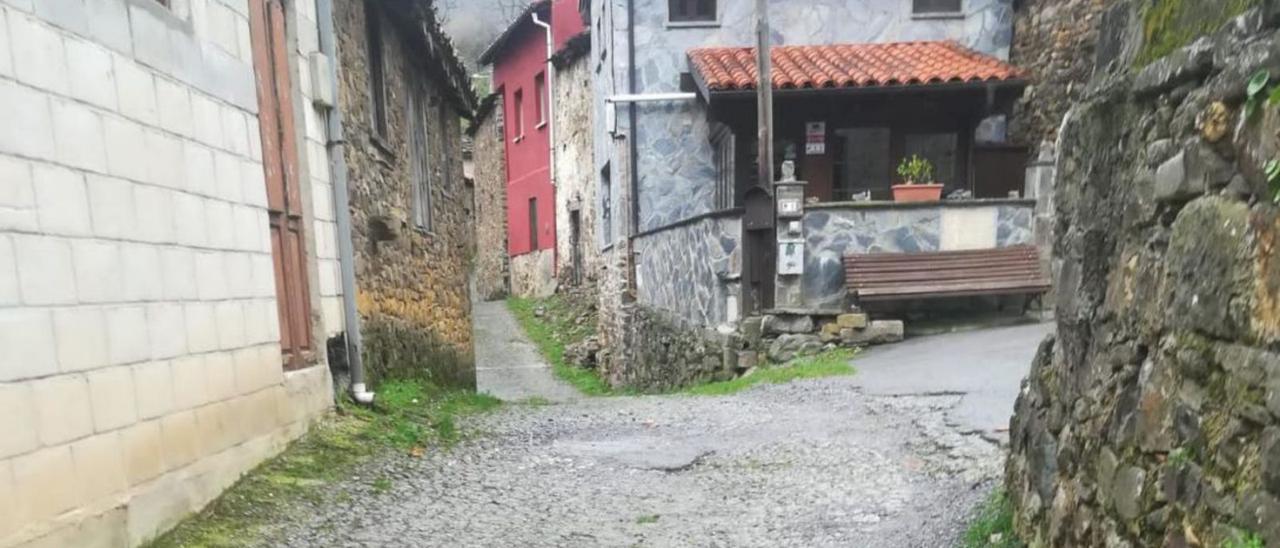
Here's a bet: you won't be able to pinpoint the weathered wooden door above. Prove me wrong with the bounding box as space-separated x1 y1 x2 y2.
249 0 313 370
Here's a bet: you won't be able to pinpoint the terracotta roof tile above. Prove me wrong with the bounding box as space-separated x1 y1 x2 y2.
688 41 1024 92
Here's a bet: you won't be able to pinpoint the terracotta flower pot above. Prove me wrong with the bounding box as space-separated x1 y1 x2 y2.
891 183 944 203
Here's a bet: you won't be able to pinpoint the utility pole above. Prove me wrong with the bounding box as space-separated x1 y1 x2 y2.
755 0 773 189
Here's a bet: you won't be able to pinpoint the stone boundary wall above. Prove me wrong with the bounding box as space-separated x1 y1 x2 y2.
633 212 742 328
802 201 1035 310
1005 2 1280 546
470 95 510 301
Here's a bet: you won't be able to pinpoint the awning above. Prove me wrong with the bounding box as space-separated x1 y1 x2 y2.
688 41 1025 98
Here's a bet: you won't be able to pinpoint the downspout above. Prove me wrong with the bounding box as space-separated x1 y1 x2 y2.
626 0 639 234
531 11 558 271
317 0 374 404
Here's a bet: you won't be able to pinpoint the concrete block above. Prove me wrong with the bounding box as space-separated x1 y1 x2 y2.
155 77 194 137
105 305 150 366
72 239 124 303
133 185 173 244
87 174 137 240
196 400 235 453
32 374 94 445
34 162 92 237
206 1 240 58
183 141 217 200
69 431 127 504
231 205 262 254
184 302 220 354
204 351 237 402
836 313 869 329
87 366 138 432
85 0 133 54
223 252 252 299
0 381 38 459
65 36 118 110
212 150 241 202
103 115 151 183
114 57 159 125
171 192 208 247
21 506 128 548
10 11 70 94
132 360 175 420
53 306 109 372
128 3 176 76
235 344 282 394
145 302 187 360
214 301 245 350
0 308 58 381
204 199 235 250
0 459 14 540
159 409 202 469
160 246 197 300
0 155 37 231
34 0 89 36
940 207 998 251
190 92 223 148
11 445 79 526
194 250 228 301
120 243 164 302
0 79 54 160
144 129 184 188
125 474 194 547
15 234 77 305
242 158 268 207
221 105 249 155
118 419 165 486
170 354 210 410
0 235 17 305
0 8 9 76
250 253 276 298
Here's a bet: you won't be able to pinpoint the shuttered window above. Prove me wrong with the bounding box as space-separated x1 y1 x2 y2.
913 0 962 14
366 1 389 140
409 87 433 231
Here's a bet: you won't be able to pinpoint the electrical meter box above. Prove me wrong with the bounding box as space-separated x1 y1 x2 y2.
776 184 805 219
777 238 804 275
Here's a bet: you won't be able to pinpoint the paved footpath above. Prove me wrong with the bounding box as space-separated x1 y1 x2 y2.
473 299 581 403
266 322 1050 547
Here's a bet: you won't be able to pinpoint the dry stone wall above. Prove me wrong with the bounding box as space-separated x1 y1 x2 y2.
1005 2 1280 545
470 96 510 301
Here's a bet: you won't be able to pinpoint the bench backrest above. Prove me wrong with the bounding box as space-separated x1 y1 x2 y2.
843 245 1050 301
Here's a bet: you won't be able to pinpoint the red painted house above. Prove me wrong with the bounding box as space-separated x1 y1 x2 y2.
479 0 586 297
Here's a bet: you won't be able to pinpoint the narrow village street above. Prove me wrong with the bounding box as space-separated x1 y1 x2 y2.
263 312 1049 547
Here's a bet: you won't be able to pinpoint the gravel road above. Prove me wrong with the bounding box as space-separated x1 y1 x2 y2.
265 375 1004 547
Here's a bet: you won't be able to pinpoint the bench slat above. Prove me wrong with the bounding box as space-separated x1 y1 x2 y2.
842 245 1049 302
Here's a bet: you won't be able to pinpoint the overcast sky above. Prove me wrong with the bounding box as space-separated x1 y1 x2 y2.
439 0 535 70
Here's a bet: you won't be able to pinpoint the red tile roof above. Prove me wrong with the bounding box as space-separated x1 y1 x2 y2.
688 41 1025 93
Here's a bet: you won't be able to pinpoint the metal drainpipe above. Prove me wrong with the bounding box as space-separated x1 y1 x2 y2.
626 0 639 235
317 0 373 404
531 11 557 271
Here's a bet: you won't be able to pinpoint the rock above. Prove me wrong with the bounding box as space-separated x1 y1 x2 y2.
1224 174 1252 200
1112 466 1147 521
740 316 764 347
736 350 758 371
1236 491 1280 546
1262 427 1280 495
767 334 823 363
1198 101 1231 143
1154 145 1234 203
836 313 868 329
1146 138 1176 168
762 314 815 335
564 336 603 369
841 320 904 346
1133 37 1213 96
1096 447 1119 505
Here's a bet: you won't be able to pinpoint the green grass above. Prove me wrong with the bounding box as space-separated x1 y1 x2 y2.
635 514 661 524
682 349 858 396
1225 529 1265 548
507 295 614 396
143 380 500 548
963 489 1024 548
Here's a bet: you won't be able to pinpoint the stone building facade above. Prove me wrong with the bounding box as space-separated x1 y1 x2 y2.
469 94 511 301
1005 1 1280 546
0 0 337 545
1007 0 1109 148
334 0 477 389
552 37 598 288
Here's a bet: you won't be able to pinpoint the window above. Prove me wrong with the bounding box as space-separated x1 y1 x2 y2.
408 88 432 230
913 0 962 15
669 0 715 22
534 73 547 127
366 2 388 140
712 130 735 209
438 101 452 190
835 128 891 200
528 197 539 249
904 132 958 187
601 164 612 242
512 88 524 140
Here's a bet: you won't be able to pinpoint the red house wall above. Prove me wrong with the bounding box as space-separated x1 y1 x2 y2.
551 0 586 50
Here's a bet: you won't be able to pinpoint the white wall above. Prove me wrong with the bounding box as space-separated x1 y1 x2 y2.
0 0 338 545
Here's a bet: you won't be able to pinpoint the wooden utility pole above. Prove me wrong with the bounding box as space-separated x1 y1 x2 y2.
755 0 773 189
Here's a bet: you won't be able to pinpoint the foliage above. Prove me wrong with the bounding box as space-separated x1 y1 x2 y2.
143 381 499 548
1225 529 1265 548
682 349 857 396
896 154 935 185
1137 0 1258 66
507 294 614 396
1247 70 1280 205
963 489 1025 548
635 514 661 524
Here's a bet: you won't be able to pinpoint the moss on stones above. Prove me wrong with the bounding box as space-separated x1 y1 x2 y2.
1137 0 1259 66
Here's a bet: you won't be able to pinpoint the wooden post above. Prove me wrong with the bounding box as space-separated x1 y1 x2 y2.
755 0 772 189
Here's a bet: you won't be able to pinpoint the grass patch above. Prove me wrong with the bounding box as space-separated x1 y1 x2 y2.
507 294 614 396
682 349 858 396
144 380 500 548
1225 529 1265 548
635 514 661 524
963 489 1024 548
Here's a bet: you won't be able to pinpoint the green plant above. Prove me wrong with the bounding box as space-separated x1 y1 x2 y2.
682 348 857 396
896 154 934 185
1167 447 1193 467
963 490 1024 548
1266 159 1280 205
635 514 661 524
1225 529 1265 548
507 295 616 396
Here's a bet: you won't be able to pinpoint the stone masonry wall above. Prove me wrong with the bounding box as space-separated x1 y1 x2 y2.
335 1 475 389
1008 0 1109 147
553 53 599 288
470 96 510 301
1005 2 1280 546
0 0 337 546
634 214 742 328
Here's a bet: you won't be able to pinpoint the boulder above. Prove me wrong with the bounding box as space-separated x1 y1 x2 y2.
762 314 815 335
836 313 868 329
841 320 904 346
767 334 823 363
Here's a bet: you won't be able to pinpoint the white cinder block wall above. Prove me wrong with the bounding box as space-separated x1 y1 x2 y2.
0 0 340 546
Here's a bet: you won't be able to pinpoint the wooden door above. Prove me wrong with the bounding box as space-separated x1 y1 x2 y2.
249 0 313 370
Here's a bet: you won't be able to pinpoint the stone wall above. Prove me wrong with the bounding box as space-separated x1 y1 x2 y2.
470 95 510 301
0 0 337 545
335 1 475 389
510 249 557 298
1005 2 1280 546
802 201 1035 310
605 304 742 392
553 52 599 288
1008 0 1109 147
634 213 742 328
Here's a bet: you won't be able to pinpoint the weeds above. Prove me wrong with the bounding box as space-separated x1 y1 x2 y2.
1225 529 1265 548
963 489 1024 548
635 514 661 524
682 349 857 396
507 295 614 396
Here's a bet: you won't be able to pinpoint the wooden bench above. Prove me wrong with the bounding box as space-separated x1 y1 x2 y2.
843 245 1051 303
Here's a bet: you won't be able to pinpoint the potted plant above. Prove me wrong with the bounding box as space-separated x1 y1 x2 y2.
892 155 944 202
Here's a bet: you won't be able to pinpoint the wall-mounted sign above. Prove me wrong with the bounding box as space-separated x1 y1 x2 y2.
805 121 825 155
